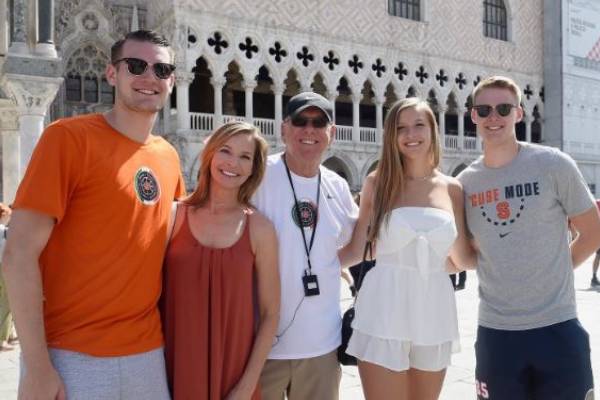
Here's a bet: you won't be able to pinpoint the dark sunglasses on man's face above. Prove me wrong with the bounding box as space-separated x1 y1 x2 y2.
113 57 176 80
290 115 329 128
472 103 517 118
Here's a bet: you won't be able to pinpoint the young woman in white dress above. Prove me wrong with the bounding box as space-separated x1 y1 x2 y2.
339 97 476 400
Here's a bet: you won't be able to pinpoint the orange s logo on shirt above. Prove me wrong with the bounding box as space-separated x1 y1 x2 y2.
496 201 511 220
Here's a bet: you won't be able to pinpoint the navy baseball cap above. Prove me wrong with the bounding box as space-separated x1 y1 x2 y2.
286 92 334 122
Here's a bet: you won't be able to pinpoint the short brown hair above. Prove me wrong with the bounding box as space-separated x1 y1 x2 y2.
473 75 522 105
111 30 174 63
184 121 268 208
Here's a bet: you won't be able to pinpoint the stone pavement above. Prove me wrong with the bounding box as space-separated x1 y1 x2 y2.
1 258 599 399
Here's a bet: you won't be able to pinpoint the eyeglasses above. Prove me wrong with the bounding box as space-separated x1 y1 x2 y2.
290 115 329 128
472 103 517 118
113 57 176 80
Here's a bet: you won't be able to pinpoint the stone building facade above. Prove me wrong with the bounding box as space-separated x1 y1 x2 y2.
0 0 547 201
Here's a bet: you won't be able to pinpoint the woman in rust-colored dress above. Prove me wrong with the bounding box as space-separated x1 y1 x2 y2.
161 121 280 400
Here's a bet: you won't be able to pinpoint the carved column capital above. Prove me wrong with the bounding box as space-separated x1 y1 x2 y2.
243 80 258 91
273 82 286 96
351 93 363 103
175 71 195 86
1 74 62 115
210 76 227 89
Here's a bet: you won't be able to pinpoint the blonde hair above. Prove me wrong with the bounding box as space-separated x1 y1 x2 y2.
184 121 268 208
369 97 441 242
473 75 522 105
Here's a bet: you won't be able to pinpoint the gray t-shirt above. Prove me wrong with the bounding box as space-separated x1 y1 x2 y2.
458 142 594 330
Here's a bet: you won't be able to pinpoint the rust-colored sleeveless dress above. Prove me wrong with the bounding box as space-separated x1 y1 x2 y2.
161 204 259 400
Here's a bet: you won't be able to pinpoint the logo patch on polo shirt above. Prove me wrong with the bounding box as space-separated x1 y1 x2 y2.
134 167 161 205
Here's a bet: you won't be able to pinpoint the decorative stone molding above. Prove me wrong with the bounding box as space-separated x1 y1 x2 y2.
11 0 28 43
175 71 195 86
0 107 19 131
81 12 100 31
1 74 63 115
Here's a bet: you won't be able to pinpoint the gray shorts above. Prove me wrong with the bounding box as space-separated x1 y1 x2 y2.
21 347 170 400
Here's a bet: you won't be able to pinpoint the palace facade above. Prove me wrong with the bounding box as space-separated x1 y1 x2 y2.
0 0 549 200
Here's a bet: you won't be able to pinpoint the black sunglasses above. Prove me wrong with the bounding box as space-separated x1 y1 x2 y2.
290 115 329 128
113 57 176 80
472 103 517 118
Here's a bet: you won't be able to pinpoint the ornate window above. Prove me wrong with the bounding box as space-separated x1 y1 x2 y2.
65 45 113 104
483 0 508 41
388 0 420 21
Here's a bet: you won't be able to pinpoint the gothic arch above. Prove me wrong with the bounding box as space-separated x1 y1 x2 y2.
60 7 115 61
323 151 359 188
360 153 381 181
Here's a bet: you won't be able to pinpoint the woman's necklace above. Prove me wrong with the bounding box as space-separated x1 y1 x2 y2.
406 171 435 181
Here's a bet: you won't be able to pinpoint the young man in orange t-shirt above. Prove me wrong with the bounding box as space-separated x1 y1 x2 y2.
2 30 185 399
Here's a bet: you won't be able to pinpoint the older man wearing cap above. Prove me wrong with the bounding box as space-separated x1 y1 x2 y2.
252 92 358 399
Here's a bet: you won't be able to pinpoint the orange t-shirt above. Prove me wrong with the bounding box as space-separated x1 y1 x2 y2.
13 114 186 356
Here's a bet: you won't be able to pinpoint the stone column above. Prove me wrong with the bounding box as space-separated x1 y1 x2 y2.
175 71 194 133
438 106 446 147
300 81 311 94
326 90 337 122
161 101 171 135
352 93 361 143
211 76 225 128
374 94 385 144
9 0 28 54
457 107 466 150
1 74 62 177
525 115 532 142
0 109 20 203
274 83 285 141
243 81 257 123
35 0 57 57
0 0 7 55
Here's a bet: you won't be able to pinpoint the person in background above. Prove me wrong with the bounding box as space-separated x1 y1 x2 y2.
591 199 600 287
0 203 13 351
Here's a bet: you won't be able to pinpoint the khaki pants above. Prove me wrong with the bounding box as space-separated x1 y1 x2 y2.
260 350 341 400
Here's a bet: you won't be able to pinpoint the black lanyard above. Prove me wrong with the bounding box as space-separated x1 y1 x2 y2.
282 153 321 274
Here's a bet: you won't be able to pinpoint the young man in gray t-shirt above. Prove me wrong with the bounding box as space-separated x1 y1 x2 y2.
458 76 600 400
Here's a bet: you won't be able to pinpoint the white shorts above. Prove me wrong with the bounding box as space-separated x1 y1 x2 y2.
347 330 453 372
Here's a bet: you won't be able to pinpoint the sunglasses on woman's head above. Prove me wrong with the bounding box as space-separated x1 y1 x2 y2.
290 115 329 128
113 57 176 80
472 103 517 118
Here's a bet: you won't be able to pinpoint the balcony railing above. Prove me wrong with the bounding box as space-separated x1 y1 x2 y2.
188 112 482 152
464 137 478 151
222 115 245 124
445 135 459 149
336 125 353 142
360 127 377 143
190 112 213 131
253 117 275 136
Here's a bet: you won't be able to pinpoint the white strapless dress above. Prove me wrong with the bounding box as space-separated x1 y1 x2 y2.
346 207 459 367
